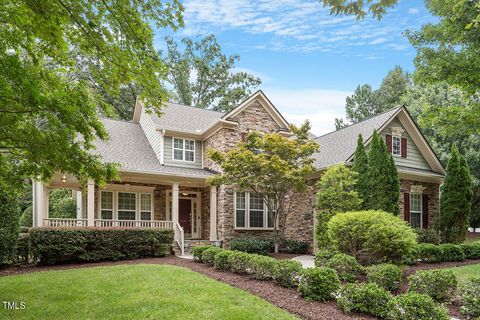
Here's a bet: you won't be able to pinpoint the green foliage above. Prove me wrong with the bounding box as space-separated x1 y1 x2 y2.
386 292 449 320
436 145 473 243
366 131 400 215
202 247 223 266
229 237 272 255
337 282 392 318
351 134 369 208
272 260 303 288
29 228 173 265
459 277 480 318
408 270 458 302
314 249 338 267
327 210 417 264
163 35 261 112
416 243 443 263
19 205 32 228
227 251 251 274
324 253 363 283
245 254 277 280
48 189 77 218
439 243 465 262
459 242 480 259
414 228 441 245
321 0 398 20
366 263 403 292
279 239 309 254
16 233 30 264
0 188 21 265
208 122 319 253
191 246 211 262
315 164 362 248
297 267 340 302
213 250 234 271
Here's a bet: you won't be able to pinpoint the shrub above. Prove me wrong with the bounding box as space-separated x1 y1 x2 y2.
298 267 340 301
416 243 442 263
191 245 211 262
314 249 338 267
16 233 30 264
325 253 362 283
459 242 480 259
0 189 21 265
213 250 234 271
228 251 251 274
246 254 276 280
459 277 480 318
337 282 392 318
280 239 309 254
413 228 441 244
29 227 173 265
19 205 33 228
272 260 303 288
229 237 272 255
386 292 449 320
202 247 223 265
408 269 457 302
366 263 403 292
327 210 417 264
439 243 465 261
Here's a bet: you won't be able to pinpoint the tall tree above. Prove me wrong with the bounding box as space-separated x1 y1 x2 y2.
315 164 362 248
351 134 369 208
0 0 183 193
321 0 398 19
435 145 473 243
163 34 262 112
207 122 319 253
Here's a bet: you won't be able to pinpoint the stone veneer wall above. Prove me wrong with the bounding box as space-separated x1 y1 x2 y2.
399 178 440 229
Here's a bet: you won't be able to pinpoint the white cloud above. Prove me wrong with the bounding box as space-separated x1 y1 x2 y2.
408 7 420 14
263 87 351 135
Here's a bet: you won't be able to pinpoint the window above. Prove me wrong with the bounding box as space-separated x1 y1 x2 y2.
118 192 136 220
234 192 274 229
173 138 195 162
410 193 422 228
392 136 401 156
100 191 113 219
140 193 152 221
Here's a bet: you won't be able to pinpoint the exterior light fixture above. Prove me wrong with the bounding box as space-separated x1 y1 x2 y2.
61 174 67 183
181 192 189 196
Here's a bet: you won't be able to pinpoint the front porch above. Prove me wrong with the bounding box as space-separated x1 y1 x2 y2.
32 172 219 255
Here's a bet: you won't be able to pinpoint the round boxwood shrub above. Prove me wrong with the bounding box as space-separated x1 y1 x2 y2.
386 292 449 320
459 277 480 318
337 282 392 318
416 243 442 263
325 253 362 283
327 210 417 264
227 251 251 274
298 267 340 301
246 254 276 280
229 237 272 255
408 269 458 302
272 260 303 288
191 245 211 262
202 247 223 266
459 242 480 259
439 243 465 262
213 250 234 271
314 248 338 267
366 263 403 292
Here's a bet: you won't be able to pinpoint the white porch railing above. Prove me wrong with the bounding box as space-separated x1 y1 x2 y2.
94 219 173 229
43 218 88 227
174 222 184 255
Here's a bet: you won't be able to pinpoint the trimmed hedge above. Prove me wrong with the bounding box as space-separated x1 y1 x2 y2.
191 245 211 262
408 269 457 302
298 267 340 302
229 237 272 255
16 233 30 264
366 263 403 292
459 277 480 318
279 239 309 254
439 243 465 262
29 227 173 265
246 254 276 280
272 260 303 288
416 243 442 263
314 249 338 267
324 253 362 283
202 246 223 265
459 242 480 259
337 282 391 318
386 292 449 320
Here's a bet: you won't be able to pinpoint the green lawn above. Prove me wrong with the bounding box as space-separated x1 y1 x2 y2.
442 263 480 281
0 264 296 320
465 232 480 243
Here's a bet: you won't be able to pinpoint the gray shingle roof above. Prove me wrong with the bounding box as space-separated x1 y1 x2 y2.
150 102 225 133
313 107 401 169
92 118 213 178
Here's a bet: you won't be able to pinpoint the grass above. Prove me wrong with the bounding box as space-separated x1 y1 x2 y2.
441 263 480 282
0 264 296 320
465 232 480 243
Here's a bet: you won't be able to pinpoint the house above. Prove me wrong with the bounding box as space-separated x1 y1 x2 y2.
31 91 445 253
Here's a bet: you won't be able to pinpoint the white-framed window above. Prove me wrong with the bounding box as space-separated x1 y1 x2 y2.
118 192 136 220
140 193 152 221
173 137 195 162
392 135 401 156
100 191 113 220
234 191 275 230
410 193 422 228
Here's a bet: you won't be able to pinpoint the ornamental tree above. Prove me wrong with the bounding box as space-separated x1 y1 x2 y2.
351 134 369 207
207 122 319 253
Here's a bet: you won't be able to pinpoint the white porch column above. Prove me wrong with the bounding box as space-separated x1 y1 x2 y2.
172 183 179 224
87 179 95 226
32 180 49 227
75 190 83 219
209 186 217 241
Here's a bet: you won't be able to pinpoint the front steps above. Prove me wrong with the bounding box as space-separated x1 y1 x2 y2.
172 239 214 256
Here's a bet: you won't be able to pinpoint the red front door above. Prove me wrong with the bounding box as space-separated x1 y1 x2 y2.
179 199 191 234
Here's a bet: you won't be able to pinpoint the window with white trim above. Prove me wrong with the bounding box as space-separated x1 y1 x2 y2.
234 191 274 229
140 193 152 221
410 193 422 228
173 137 195 162
100 191 113 219
392 135 401 156
118 192 136 220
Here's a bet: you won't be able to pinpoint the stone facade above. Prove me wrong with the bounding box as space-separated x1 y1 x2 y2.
399 178 440 229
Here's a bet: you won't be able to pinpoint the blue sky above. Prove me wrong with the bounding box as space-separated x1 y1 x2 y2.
155 0 435 135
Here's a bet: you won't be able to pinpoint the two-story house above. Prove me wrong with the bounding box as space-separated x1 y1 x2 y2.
31 91 445 253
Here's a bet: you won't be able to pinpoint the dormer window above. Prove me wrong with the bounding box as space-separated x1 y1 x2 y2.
173 138 195 162
392 135 401 156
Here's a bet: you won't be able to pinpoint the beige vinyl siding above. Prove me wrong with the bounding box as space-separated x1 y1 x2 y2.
164 136 203 169
139 110 163 162
380 117 431 171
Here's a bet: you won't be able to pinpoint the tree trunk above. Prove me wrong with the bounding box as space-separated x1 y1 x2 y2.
274 242 280 254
